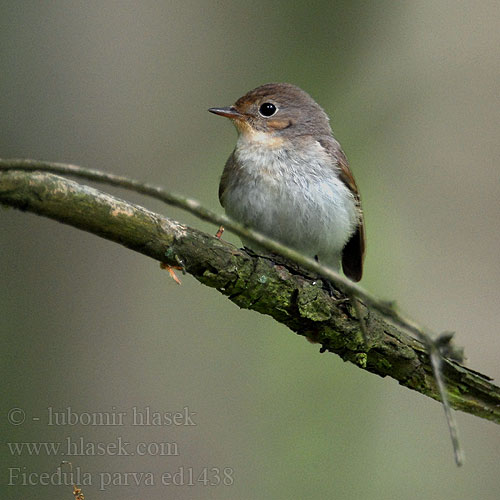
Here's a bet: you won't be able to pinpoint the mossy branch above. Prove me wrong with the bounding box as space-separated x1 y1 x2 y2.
1 167 499 429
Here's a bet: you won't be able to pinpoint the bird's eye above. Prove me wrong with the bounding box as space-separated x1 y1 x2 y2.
259 102 277 117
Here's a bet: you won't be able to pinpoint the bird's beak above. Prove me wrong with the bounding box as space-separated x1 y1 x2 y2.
208 106 244 120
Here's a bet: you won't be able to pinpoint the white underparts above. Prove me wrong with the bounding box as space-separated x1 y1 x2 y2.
222 136 359 268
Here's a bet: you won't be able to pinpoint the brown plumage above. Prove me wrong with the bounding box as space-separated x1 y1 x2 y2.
210 83 365 282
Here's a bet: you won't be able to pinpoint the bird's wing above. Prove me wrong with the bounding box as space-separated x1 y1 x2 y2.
218 151 237 207
318 137 366 282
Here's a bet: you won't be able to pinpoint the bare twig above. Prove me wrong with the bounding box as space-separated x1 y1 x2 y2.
2 160 499 464
430 341 464 465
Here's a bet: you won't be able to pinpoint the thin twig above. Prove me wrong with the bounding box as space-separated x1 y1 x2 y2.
430 345 464 466
0 159 475 464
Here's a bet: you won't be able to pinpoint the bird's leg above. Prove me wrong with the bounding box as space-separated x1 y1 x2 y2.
314 255 370 347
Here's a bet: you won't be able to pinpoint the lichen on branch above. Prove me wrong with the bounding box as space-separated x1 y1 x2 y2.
1 167 499 429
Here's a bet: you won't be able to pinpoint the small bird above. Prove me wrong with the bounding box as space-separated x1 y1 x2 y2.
209 83 365 281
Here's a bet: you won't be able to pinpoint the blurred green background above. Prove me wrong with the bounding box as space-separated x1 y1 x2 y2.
1 1 499 499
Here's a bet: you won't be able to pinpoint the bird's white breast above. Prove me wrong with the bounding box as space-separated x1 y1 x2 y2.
222 135 359 268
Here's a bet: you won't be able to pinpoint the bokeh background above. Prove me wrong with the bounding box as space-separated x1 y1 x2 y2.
1 1 499 499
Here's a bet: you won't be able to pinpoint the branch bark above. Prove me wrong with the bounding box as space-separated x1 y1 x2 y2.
1 169 499 425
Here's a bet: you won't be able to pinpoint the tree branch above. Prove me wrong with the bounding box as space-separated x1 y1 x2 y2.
0 160 455 348
1 168 499 427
